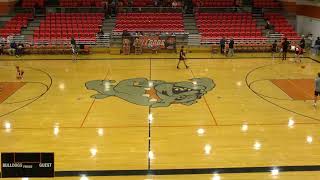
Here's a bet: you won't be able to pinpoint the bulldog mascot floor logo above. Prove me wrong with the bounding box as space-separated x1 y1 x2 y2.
85 78 215 108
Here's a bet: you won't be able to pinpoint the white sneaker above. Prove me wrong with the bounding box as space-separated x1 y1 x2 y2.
313 103 317 107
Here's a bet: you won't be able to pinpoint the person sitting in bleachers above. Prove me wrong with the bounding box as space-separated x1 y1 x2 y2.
97 28 105 39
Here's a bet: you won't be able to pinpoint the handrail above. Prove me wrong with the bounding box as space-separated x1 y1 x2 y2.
116 6 184 13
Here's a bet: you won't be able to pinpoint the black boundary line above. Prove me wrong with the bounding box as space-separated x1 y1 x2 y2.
245 60 320 122
0 56 320 177
1 165 320 177
147 57 152 170
0 55 310 61
0 67 53 118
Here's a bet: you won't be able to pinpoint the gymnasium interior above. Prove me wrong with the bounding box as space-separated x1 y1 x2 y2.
0 0 320 179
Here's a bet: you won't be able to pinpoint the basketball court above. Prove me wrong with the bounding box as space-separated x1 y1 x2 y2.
0 54 320 179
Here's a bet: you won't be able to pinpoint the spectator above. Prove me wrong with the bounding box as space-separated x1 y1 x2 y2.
133 37 142 54
299 36 305 52
97 28 104 39
228 38 235 57
220 37 226 54
0 44 4 55
103 0 109 18
122 30 130 39
7 34 13 44
172 0 178 8
71 36 77 55
16 42 24 57
265 19 272 36
314 37 320 55
271 40 277 60
154 0 159 6
306 33 313 49
8 41 17 56
0 37 5 55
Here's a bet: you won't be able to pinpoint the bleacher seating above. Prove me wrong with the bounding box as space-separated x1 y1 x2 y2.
196 13 266 43
264 12 300 40
33 13 104 43
59 0 104 7
114 13 184 32
193 0 235 7
0 13 33 38
253 0 280 8
22 0 44 8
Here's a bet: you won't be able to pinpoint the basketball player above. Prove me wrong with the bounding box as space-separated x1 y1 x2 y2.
177 46 189 69
72 44 78 61
294 42 303 63
282 38 290 60
71 37 78 61
271 40 277 60
314 73 320 107
16 66 24 80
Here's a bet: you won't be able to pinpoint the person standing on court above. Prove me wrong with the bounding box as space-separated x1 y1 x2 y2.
177 46 189 69
281 38 290 60
220 37 226 54
271 40 277 60
314 72 320 107
70 36 78 61
314 37 320 55
299 36 305 54
228 38 235 57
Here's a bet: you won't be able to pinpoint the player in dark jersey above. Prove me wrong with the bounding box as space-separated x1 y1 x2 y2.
177 46 189 69
71 37 78 62
271 40 277 60
282 38 290 60
294 42 303 63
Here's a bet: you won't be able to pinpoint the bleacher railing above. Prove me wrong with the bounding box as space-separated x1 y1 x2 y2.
46 7 104 14
116 7 184 13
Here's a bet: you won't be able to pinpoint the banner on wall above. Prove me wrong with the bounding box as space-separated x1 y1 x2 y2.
123 35 176 51
139 35 176 50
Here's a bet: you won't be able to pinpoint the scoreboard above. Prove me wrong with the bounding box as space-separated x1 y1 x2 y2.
1 152 54 178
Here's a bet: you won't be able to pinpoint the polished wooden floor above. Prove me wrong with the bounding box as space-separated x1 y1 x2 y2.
0 53 320 179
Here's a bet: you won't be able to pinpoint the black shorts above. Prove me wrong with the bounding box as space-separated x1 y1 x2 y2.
315 91 320 96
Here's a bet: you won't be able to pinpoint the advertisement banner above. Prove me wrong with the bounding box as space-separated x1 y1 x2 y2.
122 35 176 52
138 35 176 50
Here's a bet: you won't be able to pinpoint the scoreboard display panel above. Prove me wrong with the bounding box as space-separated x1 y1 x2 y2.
1 152 54 178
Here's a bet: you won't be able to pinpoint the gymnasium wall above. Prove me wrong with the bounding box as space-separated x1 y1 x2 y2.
278 0 320 39
297 16 320 39
0 0 17 15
